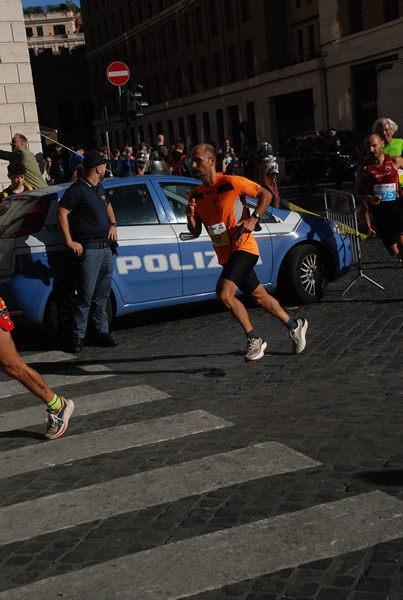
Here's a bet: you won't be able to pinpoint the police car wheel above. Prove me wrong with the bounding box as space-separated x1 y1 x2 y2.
278 244 328 304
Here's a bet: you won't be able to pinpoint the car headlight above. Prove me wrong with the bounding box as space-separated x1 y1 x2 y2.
327 219 343 234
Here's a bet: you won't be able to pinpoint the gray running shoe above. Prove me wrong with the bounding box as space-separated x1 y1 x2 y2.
45 397 75 440
244 337 267 361
289 318 308 354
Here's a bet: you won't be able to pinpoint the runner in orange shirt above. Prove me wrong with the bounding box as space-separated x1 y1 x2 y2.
187 143 308 361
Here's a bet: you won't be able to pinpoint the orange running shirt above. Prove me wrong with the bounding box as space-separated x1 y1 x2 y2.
190 174 261 265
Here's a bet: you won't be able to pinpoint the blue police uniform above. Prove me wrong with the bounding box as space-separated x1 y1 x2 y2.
60 177 114 340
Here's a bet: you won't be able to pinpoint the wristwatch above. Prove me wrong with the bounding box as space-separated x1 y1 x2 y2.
110 222 117 227
251 211 261 221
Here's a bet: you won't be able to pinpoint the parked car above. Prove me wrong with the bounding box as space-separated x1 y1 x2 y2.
0 175 352 335
285 130 364 184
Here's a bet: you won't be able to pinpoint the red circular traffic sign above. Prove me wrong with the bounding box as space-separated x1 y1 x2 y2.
106 61 130 87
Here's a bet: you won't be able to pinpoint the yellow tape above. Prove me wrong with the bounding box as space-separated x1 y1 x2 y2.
281 199 369 240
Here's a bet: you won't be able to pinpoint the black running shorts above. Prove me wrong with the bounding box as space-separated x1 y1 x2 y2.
218 250 260 295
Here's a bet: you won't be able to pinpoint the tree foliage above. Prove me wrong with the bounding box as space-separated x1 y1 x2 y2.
23 3 79 14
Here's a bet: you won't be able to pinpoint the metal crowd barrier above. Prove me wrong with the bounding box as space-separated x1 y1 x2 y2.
324 189 385 294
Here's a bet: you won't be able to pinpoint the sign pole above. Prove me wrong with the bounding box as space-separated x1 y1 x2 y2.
103 106 113 176
106 61 131 151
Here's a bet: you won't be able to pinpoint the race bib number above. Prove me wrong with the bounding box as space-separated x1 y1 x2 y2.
207 222 229 246
373 183 396 201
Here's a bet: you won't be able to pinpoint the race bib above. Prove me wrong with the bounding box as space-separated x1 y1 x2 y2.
207 222 229 246
373 183 396 201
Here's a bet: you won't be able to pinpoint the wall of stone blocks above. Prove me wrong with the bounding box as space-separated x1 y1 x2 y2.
0 0 42 189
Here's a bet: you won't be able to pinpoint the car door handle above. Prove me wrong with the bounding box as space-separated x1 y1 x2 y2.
179 232 195 240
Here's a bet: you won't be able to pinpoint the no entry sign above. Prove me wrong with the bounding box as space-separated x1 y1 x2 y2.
106 61 130 87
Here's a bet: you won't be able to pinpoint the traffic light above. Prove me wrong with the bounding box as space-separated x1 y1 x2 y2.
134 83 148 119
127 84 148 120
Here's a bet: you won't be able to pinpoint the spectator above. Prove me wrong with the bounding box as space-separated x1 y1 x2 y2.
0 133 46 190
221 137 237 175
257 141 281 208
372 118 403 157
50 143 68 184
43 156 52 185
135 151 148 176
117 146 135 177
151 134 169 160
170 138 192 176
68 145 85 181
0 163 33 210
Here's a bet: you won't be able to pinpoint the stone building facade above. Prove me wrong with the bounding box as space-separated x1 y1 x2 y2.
0 0 42 189
80 0 403 157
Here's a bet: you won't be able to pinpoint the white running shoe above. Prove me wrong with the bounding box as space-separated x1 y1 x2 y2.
244 337 267 361
289 318 308 354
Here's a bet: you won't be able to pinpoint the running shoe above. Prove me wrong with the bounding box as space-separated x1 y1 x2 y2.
45 397 75 440
289 318 308 354
244 337 267 361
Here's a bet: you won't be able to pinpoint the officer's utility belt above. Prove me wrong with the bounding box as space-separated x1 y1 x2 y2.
81 239 109 249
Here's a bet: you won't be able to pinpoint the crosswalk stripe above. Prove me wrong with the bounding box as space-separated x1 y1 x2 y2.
0 385 170 431
0 364 114 398
1 491 401 600
1 442 319 544
1 410 232 480
22 350 77 364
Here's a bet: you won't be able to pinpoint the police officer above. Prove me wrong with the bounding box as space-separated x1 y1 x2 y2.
57 151 118 353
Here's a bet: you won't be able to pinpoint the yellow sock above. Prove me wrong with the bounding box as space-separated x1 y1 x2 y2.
46 394 62 412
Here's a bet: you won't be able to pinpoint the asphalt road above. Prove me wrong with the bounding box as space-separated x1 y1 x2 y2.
1 233 402 599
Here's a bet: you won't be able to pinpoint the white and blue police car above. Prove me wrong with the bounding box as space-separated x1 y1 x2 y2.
0 175 352 334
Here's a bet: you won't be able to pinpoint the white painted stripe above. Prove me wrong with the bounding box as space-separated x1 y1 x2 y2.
1 442 318 544
109 69 129 77
0 364 114 398
1 410 232 480
1 492 401 600
22 350 77 364
0 385 170 431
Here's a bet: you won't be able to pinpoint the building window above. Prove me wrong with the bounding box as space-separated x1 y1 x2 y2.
244 39 254 77
36 26 43 37
203 111 211 142
195 6 204 41
213 51 222 86
227 46 237 82
150 31 157 60
26 27 33 37
349 0 363 33
170 19 178 41
307 24 315 58
187 61 195 92
240 0 250 22
224 0 234 29
54 24 66 35
384 0 399 21
165 70 172 99
183 14 191 46
200 57 208 88
176 66 182 95
296 28 304 62
216 108 224 144
208 1 218 35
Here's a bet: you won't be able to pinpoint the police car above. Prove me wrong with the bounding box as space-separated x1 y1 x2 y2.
0 175 352 335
